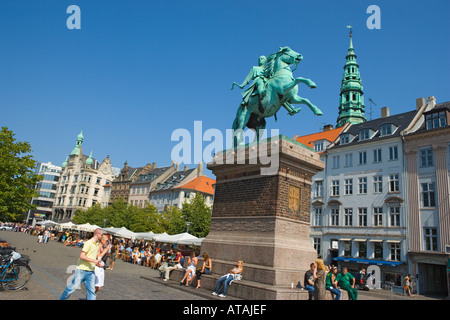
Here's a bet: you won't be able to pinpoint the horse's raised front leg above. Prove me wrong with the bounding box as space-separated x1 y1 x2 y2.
281 78 317 97
294 77 317 89
289 94 323 116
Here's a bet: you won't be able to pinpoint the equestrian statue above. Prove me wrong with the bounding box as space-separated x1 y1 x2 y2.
231 46 323 145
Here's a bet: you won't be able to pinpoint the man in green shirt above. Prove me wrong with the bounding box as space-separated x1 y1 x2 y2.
335 267 358 300
60 228 103 300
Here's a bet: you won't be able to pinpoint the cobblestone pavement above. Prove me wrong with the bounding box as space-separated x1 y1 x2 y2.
0 230 444 301
0 230 207 300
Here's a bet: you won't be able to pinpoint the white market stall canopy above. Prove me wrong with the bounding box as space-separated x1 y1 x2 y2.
108 227 137 239
102 228 204 246
57 221 78 229
75 223 101 232
153 232 170 242
36 220 58 226
135 232 156 241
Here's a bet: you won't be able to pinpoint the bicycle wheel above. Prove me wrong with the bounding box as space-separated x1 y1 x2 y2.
1 263 32 291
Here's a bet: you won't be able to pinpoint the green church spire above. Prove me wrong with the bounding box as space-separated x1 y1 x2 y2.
70 130 84 155
336 26 366 128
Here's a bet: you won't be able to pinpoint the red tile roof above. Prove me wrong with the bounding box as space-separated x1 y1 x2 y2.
293 124 348 152
174 176 215 195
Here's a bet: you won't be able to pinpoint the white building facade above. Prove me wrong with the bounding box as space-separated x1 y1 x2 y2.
52 131 117 221
310 103 436 286
26 162 62 224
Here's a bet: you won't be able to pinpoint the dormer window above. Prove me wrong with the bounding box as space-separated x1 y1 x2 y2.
380 123 397 136
340 133 351 145
358 128 371 141
425 111 447 130
314 141 324 152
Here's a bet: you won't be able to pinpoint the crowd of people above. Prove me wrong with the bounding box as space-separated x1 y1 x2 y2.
2 223 415 300
303 258 368 300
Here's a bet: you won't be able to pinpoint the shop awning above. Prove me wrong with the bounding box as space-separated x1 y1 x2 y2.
332 257 404 267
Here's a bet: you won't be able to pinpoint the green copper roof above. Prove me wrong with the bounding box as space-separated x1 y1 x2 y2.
77 130 84 142
62 155 69 168
336 29 366 128
86 150 94 165
70 130 84 155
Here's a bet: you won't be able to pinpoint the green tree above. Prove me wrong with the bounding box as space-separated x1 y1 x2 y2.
160 205 185 235
106 198 131 229
72 203 106 226
0 127 42 221
181 193 211 238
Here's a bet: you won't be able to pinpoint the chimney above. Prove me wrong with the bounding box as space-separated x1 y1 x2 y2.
381 107 390 118
152 162 156 168
427 96 436 109
197 162 203 176
323 124 334 131
183 165 189 171
176 162 180 171
416 98 426 111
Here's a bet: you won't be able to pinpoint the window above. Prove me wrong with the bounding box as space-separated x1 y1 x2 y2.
340 134 350 144
332 156 340 169
421 182 436 207
331 180 340 196
374 242 383 259
314 141 324 152
389 206 400 227
420 148 434 167
389 146 398 160
313 208 322 226
424 228 438 251
389 174 399 192
343 241 351 257
344 179 353 195
380 124 393 136
425 111 446 130
358 208 368 226
358 241 367 258
359 151 367 165
389 242 401 261
358 177 367 194
313 238 321 256
359 129 370 141
344 208 353 226
373 176 383 193
314 181 323 197
331 208 339 226
373 149 382 163
344 153 353 167
373 207 383 226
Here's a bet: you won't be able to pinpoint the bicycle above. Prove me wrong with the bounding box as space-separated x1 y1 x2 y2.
0 247 33 291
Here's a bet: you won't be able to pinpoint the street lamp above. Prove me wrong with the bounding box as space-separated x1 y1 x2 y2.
103 219 108 228
186 221 192 233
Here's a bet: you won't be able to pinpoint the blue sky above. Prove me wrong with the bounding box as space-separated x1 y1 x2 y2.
1 0 449 178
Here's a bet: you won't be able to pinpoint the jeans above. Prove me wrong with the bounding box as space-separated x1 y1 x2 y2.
60 268 96 300
305 284 314 300
213 274 234 296
326 286 341 300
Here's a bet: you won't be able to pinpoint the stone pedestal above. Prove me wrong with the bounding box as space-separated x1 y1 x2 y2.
200 135 325 299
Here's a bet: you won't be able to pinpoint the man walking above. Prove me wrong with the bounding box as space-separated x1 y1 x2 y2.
60 228 104 300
